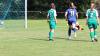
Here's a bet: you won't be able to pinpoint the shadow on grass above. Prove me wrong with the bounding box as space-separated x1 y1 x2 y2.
54 37 66 40
69 39 90 42
28 37 66 41
28 37 90 42
55 37 90 42
28 38 49 41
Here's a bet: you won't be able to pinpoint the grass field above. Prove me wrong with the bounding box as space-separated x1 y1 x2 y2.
0 19 100 56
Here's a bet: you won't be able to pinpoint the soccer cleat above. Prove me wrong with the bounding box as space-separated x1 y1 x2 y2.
49 39 54 41
68 37 72 40
94 38 98 42
91 40 94 42
91 40 95 42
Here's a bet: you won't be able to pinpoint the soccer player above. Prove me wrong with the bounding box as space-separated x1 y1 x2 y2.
86 2 99 42
65 2 78 39
47 3 57 41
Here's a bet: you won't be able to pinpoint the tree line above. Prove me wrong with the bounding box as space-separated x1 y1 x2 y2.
28 0 100 18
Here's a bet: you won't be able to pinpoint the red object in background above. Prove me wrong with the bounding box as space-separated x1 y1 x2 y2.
51 0 54 3
76 25 84 31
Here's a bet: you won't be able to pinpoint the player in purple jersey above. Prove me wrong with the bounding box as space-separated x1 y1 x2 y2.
65 2 78 39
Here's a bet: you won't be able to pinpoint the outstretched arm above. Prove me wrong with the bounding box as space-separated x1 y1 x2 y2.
47 12 49 22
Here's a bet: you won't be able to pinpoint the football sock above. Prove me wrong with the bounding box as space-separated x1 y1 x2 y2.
90 32 94 40
94 30 97 36
49 32 53 40
68 28 71 37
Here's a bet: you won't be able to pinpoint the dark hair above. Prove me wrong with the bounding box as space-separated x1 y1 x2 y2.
91 1 95 4
91 1 95 3
90 1 95 7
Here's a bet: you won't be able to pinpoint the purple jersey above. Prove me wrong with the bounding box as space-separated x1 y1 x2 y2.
66 8 77 22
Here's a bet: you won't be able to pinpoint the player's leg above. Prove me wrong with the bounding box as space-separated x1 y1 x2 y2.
94 29 98 42
89 28 95 42
75 22 80 30
72 22 77 37
94 22 98 37
68 21 72 39
68 26 72 39
88 22 95 42
94 29 97 38
49 29 54 41
93 22 98 42
49 22 56 41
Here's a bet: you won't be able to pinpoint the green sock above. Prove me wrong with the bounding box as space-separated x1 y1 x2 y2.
49 32 53 40
94 30 97 36
90 32 94 40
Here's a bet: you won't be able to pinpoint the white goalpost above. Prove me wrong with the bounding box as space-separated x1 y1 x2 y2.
0 0 28 29
25 0 28 29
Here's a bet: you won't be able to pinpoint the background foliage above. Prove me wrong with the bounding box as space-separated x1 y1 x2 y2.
27 0 100 19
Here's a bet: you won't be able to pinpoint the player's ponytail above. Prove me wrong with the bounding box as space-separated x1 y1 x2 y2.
69 2 75 9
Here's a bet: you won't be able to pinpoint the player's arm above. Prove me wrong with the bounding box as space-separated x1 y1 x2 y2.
75 9 78 23
54 16 57 23
96 10 99 25
65 12 68 21
86 10 89 25
97 16 99 25
54 10 57 23
86 17 88 25
47 12 49 22
75 9 78 20
76 12 78 20
76 12 79 25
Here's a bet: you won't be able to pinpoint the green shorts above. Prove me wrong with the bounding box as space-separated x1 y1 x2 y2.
49 21 56 29
87 21 97 29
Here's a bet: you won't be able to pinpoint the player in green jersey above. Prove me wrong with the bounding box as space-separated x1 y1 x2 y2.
47 3 57 41
86 2 99 42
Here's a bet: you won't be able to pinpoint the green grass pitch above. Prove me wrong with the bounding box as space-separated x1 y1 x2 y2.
0 19 100 56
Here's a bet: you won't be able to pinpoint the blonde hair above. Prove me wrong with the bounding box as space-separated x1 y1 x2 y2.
69 2 75 8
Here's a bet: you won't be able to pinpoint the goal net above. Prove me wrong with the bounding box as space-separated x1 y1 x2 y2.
0 0 27 29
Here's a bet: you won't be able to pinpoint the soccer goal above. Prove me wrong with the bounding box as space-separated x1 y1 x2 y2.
0 0 27 29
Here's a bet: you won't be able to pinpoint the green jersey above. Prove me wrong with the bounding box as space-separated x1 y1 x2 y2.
86 9 98 22
47 9 57 21
47 9 57 29
86 9 99 29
